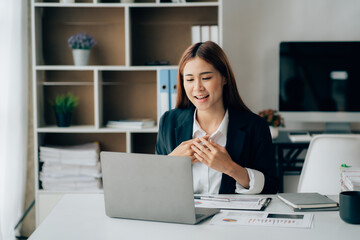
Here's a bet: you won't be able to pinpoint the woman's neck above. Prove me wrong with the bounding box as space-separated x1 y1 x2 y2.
196 107 226 135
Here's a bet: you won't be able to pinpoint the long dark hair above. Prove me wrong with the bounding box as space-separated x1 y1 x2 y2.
176 41 250 112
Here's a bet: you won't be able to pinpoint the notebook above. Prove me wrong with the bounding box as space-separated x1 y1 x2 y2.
100 151 219 224
277 193 339 212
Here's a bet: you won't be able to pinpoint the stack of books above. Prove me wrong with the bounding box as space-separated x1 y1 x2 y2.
277 193 339 212
340 166 360 191
288 132 313 142
106 119 155 129
39 142 102 191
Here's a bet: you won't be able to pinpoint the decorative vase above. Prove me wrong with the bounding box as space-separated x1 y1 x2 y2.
72 49 90 66
55 113 72 127
269 126 279 139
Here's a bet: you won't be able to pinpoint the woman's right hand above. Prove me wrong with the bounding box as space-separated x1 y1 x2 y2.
169 139 198 163
169 137 209 164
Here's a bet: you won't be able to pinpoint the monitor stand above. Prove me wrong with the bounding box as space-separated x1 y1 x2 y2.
325 122 351 134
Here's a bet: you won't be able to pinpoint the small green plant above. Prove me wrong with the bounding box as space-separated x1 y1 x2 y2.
49 93 79 114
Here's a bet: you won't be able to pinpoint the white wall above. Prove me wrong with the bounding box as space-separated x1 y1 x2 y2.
223 0 360 130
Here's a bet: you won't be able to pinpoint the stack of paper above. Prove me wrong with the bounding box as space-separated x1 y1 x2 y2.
288 132 312 142
106 119 155 129
39 142 102 191
340 166 360 191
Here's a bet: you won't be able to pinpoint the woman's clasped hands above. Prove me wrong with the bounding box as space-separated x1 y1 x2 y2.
169 135 235 174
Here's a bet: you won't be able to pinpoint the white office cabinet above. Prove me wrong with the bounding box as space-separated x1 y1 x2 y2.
31 0 222 226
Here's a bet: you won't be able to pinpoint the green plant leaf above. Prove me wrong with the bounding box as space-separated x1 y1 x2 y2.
49 93 79 114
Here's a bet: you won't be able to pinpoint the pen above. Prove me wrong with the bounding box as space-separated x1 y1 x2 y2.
200 197 230 202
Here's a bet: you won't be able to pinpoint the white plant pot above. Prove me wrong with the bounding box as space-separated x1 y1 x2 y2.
72 49 90 66
269 126 279 139
60 0 75 3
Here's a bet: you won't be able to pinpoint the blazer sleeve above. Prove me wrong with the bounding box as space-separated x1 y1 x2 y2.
155 111 168 155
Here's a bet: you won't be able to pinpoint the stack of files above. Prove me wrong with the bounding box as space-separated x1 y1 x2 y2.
106 119 155 129
157 69 177 122
191 25 219 44
340 166 360 191
277 193 339 212
39 142 102 191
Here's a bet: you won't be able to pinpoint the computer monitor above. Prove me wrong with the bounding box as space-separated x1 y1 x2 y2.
279 41 360 133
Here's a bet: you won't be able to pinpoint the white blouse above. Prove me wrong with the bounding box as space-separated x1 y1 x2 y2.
192 109 265 194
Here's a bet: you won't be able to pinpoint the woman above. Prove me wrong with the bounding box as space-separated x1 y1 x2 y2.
156 41 278 194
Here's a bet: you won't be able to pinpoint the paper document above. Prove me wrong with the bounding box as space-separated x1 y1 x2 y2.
210 210 314 228
194 195 271 211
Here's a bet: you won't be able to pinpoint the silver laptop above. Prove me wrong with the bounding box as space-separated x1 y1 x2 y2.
100 151 219 224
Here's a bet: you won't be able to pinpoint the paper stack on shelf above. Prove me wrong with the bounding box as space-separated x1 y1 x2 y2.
106 119 155 129
39 142 102 191
340 166 360 191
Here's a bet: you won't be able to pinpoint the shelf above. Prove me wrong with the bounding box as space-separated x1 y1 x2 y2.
101 71 157 126
32 0 221 225
35 65 179 70
37 125 97 132
38 132 127 152
37 126 158 133
43 82 94 86
42 85 95 127
130 6 218 65
34 2 218 8
38 189 104 194
36 7 125 66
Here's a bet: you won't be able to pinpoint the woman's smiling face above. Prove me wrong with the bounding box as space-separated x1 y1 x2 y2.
183 56 226 112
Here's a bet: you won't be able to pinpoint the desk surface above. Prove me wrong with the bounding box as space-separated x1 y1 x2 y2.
29 194 359 240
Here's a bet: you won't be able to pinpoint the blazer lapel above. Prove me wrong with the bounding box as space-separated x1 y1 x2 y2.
220 108 247 194
225 109 247 163
175 108 194 146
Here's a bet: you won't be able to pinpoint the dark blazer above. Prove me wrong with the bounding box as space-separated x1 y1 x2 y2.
155 106 279 194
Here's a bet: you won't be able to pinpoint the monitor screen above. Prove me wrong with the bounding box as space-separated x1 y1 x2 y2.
279 41 360 113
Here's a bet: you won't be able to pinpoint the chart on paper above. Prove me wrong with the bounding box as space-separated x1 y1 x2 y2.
210 211 314 228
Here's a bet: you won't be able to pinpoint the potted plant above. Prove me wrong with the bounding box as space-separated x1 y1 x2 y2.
49 93 79 127
68 32 97 66
258 109 285 139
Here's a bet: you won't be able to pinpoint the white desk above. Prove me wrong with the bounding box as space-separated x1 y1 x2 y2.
29 194 359 240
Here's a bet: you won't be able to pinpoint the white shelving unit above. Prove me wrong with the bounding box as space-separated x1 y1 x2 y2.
31 0 222 226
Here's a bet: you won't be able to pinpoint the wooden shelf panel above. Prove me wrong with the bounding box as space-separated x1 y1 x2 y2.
130 6 218 66
35 65 178 70
35 0 94 3
41 70 94 83
36 126 159 133
101 0 156 3
38 132 127 152
35 0 217 5
101 71 157 125
38 7 125 66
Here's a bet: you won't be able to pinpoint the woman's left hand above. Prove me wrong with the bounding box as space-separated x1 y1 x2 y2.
191 137 234 175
